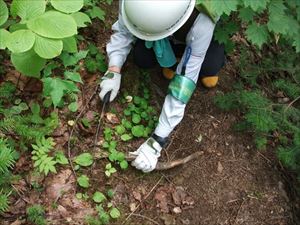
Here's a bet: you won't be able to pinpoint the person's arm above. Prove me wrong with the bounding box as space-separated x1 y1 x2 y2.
106 1 136 73
154 13 216 138
100 1 136 102
131 13 217 173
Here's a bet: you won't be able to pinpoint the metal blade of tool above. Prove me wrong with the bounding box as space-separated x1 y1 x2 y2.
94 91 111 149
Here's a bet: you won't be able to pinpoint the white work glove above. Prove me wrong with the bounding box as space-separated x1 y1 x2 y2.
130 137 162 173
99 71 121 102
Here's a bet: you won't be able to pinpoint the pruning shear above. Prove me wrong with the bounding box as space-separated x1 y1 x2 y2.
94 91 111 148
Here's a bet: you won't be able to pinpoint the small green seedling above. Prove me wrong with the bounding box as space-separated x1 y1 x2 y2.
74 153 94 167
93 192 106 203
105 163 117 177
77 175 90 188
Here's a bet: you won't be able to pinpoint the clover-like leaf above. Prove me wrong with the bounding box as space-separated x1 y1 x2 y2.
92 191 106 203
77 175 89 188
74 153 93 167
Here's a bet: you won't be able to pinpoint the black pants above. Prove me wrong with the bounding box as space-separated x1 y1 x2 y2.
133 39 225 77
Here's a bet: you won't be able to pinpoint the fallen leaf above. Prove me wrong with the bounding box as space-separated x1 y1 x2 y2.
85 111 95 121
217 161 224 173
68 120 75 126
129 202 137 212
155 188 169 213
45 169 75 200
125 95 133 103
173 207 182 214
182 196 195 206
195 134 203 143
132 191 142 202
106 112 119 124
172 187 186 205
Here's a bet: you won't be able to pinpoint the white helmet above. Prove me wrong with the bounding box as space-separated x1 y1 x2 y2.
121 0 196 41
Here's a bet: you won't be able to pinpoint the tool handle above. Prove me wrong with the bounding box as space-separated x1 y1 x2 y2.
103 91 112 104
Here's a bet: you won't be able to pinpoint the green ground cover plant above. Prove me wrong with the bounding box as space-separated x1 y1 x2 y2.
214 45 300 184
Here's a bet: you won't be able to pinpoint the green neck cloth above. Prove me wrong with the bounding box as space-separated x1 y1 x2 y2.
145 38 177 68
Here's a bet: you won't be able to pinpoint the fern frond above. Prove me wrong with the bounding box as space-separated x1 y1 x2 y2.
0 138 15 173
273 79 300 99
0 191 10 213
0 82 16 99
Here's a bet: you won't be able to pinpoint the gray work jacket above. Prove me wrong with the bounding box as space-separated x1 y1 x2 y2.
107 1 216 138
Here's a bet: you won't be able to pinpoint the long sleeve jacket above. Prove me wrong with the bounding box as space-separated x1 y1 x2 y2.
107 1 216 138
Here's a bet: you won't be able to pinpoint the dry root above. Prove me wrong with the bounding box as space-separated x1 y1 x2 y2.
95 151 204 170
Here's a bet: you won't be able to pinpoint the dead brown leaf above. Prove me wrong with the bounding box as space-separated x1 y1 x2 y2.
155 187 170 213
105 112 120 124
45 169 75 200
217 161 224 173
172 186 187 206
132 190 142 202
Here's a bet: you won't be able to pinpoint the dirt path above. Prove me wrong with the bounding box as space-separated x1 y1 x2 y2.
99 64 293 225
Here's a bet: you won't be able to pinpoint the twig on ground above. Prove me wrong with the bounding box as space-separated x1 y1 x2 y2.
11 185 30 204
122 176 163 225
67 85 99 181
284 95 300 114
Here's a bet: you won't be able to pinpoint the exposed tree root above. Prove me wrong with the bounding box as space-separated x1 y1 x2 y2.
95 151 204 170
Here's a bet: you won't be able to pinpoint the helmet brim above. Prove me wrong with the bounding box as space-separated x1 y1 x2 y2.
121 0 196 41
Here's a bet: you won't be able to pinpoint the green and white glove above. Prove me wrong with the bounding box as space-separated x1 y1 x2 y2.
99 71 121 102
130 137 162 173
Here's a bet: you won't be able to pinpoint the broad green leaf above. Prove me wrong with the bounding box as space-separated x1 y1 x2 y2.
109 208 120 219
71 12 91 28
64 71 83 83
87 6 105 21
11 49 46 77
60 50 88 67
0 29 10 49
115 125 126 135
76 193 83 199
62 36 78 53
293 31 300 53
238 7 255 23
34 35 63 59
132 114 141 124
121 134 132 141
267 0 289 35
197 0 239 16
68 102 78 112
120 160 128 170
74 153 93 167
77 175 89 188
0 0 8 26
131 125 145 138
42 77 79 107
92 191 106 203
9 23 27 32
243 0 269 11
51 0 83 13
7 30 35 53
245 23 269 48
55 151 69 165
27 11 77 39
11 0 45 22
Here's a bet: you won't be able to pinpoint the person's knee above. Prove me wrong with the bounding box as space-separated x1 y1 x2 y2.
200 40 225 76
